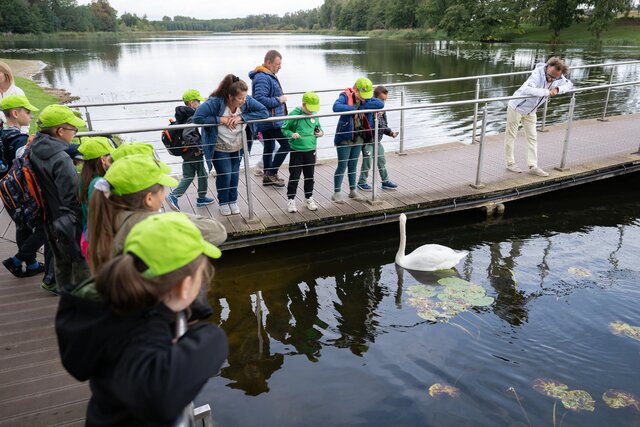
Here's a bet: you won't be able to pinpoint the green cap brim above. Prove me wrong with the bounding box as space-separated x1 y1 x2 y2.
158 175 179 187
67 115 87 129
307 103 320 112
158 161 172 174
360 91 373 99
23 102 39 112
203 241 222 259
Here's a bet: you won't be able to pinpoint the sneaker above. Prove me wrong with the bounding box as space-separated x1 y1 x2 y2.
196 197 215 207
2 258 23 277
529 166 549 177
166 194 180 211
305 197 318 211
506 163 522 173
24 262 45 277
254 161 264 176
41 281 60 296
349 190 366 201
287 199 298 213
357 182 372 191
229 202 240 215
219 204 232 216
331 192 345 204
263 174 285 187
381 180 398 190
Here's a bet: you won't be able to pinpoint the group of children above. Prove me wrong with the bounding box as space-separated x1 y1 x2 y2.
162 78 399 215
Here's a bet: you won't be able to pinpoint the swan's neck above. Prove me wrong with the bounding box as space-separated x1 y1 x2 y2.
396 219 406 261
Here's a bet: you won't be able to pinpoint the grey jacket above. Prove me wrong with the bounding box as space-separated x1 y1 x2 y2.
508 63 573 115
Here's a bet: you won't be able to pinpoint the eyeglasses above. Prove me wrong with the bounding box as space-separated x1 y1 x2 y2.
546 73 562 81
60 126 78 135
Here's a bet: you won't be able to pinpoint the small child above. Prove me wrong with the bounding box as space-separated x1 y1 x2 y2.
166 89 214 211
0 95 48 279
281 91 323 213
56 212 228 426
357 85 399 191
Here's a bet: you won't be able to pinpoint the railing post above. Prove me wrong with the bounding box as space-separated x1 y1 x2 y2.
598 70 614 122
368 114 382 205
470 103 488 189
397 89 406 156
172 311 195 427
194 404 213 427
471 79 480 143
84 106 93 131
539 98 549 132
241 126 259 223
555 94 576 172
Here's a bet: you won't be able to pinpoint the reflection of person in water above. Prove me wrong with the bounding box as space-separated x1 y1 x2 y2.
333 267 386 356
487 241 530 325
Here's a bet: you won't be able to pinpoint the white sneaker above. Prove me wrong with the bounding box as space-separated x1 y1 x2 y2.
331 192 345 204
305 197 318 211
229 202 240 215
506 163 522 173
219 204 232 216
529 166 549 177
287 199 297 213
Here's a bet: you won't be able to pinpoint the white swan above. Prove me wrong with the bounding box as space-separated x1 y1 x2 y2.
395 213 468 271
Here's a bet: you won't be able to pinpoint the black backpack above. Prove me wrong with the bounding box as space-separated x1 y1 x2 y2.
161 118 187 156
0 146 46 230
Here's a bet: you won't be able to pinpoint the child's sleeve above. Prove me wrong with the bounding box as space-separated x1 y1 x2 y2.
281 113 297 138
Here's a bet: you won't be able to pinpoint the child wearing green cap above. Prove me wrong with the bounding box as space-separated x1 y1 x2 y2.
0 94 50 280
56 212 228 426
78 136 114 228
332 77 384 204
166 89 215 211
30 104 90 293
281 91 324 213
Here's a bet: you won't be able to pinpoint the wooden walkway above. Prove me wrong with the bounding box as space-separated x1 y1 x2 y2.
0 113 638 426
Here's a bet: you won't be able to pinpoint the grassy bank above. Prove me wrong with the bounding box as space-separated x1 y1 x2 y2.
14 77 60 133
505 19 640 45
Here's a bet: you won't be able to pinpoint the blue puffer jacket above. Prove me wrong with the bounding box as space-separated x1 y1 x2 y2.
333 90 384 145
192 95 268 152
248 65 287 132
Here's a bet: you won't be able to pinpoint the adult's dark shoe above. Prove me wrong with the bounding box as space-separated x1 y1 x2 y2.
2 258 24 277
263 174 285 187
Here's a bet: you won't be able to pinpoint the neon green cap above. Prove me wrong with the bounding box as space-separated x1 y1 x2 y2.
111 142 156 162
37 104 86 129
302 91 320 113
124 212 221 278
78 136 115 160
0 95 39 112
355 77 374 99
182 89 205 103
104 154 177 196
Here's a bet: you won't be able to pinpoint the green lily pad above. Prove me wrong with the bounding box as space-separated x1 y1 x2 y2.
428 383 460 398
437 277 474 287
568 266 592 277
561 389 595 412
406 285 438 299
602 389 640 410
533 379 569 399
466 295 495 307
609 321 640 342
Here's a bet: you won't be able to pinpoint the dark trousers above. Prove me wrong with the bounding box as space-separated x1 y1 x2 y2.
262 128 290 177
15 225 55 283
287 150 316 200
44 225 90 291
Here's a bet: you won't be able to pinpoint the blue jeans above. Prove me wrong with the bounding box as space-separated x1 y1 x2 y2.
334 142 362 192
213 150 242 204
262 128 290 176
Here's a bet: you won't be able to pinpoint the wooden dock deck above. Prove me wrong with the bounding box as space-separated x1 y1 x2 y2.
0 113 638 426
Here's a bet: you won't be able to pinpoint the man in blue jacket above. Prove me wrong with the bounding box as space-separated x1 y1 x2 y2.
249 50 289 187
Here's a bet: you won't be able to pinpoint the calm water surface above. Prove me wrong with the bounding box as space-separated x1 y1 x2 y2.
199 174 639 426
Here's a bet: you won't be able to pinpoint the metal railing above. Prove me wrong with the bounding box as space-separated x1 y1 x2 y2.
76 79 640 221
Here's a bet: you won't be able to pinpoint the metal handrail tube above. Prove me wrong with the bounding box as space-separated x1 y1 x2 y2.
371 114 380 202
473 104 489 188
471 79 480 143
558 94 577 171
75 80 640 138
241 128 257 221
67 60 640 109
599 71 615 121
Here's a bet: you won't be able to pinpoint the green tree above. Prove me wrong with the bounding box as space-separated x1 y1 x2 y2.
586 0 629 38
545 0 578 38
90 0 117 31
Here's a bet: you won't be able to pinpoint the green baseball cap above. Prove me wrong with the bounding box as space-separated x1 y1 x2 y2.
0 95 39 112
355 77 374 99
182 89 205 103
104 154 177 196
78 136 115 160
37 104 86 129
124 212 221 278
302 91 320 113
111 142 156 162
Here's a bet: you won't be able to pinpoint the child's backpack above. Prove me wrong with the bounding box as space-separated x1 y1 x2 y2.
161 118 187 156
0 146 46 230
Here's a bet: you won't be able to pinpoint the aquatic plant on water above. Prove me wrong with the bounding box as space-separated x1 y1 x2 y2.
532 379 595 412
609 321 640 342
602 389 640 411
405 277 493 322
428 383 460 398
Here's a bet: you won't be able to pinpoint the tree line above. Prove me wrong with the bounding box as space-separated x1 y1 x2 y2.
1 0 638 40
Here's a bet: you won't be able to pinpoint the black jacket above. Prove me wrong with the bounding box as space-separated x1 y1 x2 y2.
56 281 228 426
175 106 203 162
30 132 84 260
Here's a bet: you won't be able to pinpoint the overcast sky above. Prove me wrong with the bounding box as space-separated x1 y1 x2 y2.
77 0 326 20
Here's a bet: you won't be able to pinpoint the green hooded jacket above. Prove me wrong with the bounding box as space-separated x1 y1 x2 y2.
281 107 322 152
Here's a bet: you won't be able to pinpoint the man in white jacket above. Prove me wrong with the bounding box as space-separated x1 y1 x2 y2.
505 57 573 177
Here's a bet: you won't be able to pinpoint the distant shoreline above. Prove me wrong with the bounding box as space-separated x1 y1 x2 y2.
2 58 77 104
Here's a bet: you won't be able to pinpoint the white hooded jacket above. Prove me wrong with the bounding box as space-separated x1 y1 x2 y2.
508 63 573 115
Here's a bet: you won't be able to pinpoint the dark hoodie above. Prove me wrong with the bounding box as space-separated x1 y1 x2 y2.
56 281 228 426
174 106 203 162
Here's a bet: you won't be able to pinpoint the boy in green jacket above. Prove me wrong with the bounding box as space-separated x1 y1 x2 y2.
281 92 323 213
